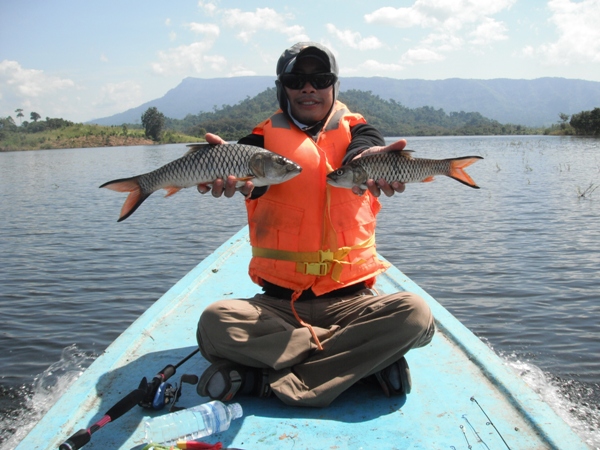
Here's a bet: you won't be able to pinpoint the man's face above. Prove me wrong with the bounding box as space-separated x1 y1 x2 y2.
284 58 334 126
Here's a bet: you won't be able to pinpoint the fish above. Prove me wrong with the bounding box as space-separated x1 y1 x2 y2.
326 150 483 190
100 143 302 221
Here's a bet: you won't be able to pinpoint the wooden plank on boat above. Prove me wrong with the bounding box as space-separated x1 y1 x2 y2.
16 227 588 449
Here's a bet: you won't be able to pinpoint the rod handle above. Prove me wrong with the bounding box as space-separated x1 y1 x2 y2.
58 429 90 450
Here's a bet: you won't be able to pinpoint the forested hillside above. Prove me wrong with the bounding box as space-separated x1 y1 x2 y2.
164 88 533 141
5 90 595 151
90 76 600 127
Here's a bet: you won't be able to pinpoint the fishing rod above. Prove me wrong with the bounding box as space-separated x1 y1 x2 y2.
58 347 200 450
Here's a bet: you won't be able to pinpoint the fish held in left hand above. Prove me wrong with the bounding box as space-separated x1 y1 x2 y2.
100 143 302 221
326 150 483 190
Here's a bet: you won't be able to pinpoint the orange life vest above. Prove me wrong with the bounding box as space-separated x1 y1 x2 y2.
246 101 390 296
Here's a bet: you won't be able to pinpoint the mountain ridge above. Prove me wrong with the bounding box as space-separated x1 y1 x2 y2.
89 76 600 128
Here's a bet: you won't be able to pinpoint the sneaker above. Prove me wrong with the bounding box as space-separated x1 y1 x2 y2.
197 360 271 402
374 357 411 397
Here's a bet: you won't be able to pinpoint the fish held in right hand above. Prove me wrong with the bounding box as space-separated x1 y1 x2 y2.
100 143 302 222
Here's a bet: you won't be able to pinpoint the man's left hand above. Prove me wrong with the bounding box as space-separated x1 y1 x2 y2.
351 139 407 197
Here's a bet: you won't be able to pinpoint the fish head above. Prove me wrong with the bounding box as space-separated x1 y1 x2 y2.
249 152 302 186
326 164 368 189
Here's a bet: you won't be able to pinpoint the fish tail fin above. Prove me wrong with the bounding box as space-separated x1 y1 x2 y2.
448 156 483 189
99 177 151 221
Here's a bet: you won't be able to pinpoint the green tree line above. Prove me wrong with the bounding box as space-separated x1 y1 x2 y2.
4 93 598 151
569 107 600 135
1 115 74 134
0 109 194 151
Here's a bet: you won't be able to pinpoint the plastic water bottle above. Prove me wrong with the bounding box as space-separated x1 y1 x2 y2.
144 400 243 445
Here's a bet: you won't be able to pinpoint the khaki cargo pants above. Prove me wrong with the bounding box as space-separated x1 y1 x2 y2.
197 288 435 407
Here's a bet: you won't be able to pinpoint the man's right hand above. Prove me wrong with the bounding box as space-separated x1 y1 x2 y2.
197 133 255 198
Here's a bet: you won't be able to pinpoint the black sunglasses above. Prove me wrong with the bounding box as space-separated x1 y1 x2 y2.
279 72 338 90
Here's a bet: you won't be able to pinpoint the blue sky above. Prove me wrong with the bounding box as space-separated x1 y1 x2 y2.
1 0 599 122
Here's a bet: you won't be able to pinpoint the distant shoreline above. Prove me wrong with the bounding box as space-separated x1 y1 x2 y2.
0 123 579 152
0 128 200 152
3 131 581 152
0 135 155 152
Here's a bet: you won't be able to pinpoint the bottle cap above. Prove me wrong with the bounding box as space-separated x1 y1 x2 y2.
229 403 243 420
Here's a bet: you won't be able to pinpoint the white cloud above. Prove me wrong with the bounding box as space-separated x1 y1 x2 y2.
198 1 218 16
0 63 140 121
228 65 257 77
203 54 227 71
364 6 431 28
152 41 225 75
0 60 75 99
93 81 143 111
326 24 383 50
0 60 81 119
160 5 309 80
469 18 508 46
365 1 514 67
353 59 405 74
100 53 109 63
152 23 222 75
221 8 308 43
186 22 220 38
401 47 445 65
536 0 600 64
152 7 309 78
365 0 516 31
421 32 463 52
520 45 535 58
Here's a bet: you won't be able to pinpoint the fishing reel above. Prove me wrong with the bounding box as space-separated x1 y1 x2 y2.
138 372 199 411
152 380 177 410
137 376 174 410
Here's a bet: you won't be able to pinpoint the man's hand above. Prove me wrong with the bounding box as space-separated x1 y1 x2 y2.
196 133 255 198
204 132 227 145
351 139 407 197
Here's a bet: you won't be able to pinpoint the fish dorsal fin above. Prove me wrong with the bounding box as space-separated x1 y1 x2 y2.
184 143 213 156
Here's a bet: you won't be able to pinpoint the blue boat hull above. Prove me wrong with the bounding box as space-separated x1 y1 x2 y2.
17 227 588 449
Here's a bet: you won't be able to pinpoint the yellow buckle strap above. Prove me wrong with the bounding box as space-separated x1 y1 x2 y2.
252 235 376 280
300 262 329 276
318 249 334 262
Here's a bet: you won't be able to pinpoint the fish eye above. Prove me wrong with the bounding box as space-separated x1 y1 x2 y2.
276 157 287 165
335 169 344 175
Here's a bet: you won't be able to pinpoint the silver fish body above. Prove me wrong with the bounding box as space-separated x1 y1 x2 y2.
327 150 482 190
101 143 302 221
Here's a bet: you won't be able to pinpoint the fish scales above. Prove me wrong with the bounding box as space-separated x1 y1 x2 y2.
362 153 454 183
326 150 482 190
140 144 257 191
101 143 302 221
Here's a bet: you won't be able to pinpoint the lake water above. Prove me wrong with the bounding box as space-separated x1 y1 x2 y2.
0 136 599 448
